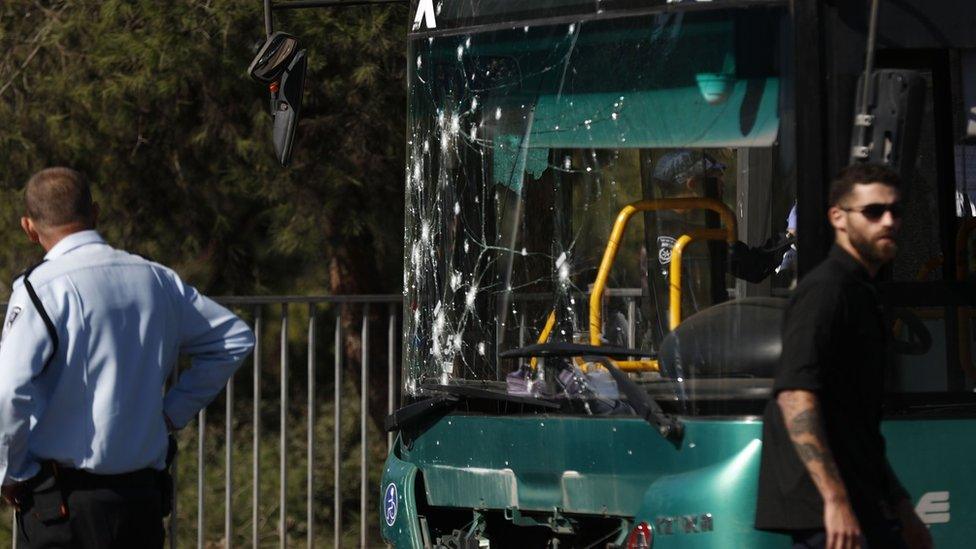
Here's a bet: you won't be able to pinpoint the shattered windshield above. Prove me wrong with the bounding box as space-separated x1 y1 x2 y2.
403 6 796 414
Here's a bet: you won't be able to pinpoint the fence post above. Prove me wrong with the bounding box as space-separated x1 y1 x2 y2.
253 306 263 549
280 304 289 549
307 304 316 548
198 409 206 549
333 310 342 549
387 303 396 450
225 373 234 548
169 359 180 549
360 305 370 549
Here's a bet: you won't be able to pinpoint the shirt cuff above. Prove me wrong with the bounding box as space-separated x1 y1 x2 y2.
3 461 39 484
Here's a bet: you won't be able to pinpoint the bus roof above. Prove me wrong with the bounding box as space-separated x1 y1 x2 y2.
408 0 784 37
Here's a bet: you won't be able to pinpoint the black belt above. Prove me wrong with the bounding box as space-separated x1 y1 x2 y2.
36 462 160 491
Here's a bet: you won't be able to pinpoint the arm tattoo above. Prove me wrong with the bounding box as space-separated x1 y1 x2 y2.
795 441 842 480
789 409 819 436
778 391 846 498
794 442 825 462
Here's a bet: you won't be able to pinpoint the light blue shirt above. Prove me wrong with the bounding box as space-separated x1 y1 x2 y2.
0 231 254 482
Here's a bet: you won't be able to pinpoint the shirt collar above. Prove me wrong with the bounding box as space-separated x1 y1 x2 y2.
829 244 872 281
44 230 106 261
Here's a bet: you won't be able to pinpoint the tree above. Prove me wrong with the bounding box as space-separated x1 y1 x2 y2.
0 0 407 447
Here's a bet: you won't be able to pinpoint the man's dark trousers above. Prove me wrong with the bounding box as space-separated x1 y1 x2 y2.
15 466 164 548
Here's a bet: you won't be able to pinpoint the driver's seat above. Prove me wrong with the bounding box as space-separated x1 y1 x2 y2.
657 297 787 379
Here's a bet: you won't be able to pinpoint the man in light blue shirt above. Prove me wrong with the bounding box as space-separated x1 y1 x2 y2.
0 167 255 547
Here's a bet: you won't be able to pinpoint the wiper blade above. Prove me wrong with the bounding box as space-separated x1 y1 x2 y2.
385 394 460 433
423 383 561 409
385 383 561 434
592 357 683 443
500 343 680 442
499 342 655 360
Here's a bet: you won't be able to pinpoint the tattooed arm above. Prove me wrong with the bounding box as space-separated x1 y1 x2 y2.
778 389 862 549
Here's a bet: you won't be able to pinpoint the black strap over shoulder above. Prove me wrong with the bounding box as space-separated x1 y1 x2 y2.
20 261 59 376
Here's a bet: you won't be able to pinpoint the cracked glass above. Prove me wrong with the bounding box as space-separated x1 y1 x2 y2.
403 5 796 412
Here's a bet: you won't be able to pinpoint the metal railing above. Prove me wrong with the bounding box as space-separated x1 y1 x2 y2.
2 295 402 548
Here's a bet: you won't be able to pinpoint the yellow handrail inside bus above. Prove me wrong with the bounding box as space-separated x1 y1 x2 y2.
612 360 660 372
527 311 658 372
668 229 733 329
529 311 557 370
589 198 737 346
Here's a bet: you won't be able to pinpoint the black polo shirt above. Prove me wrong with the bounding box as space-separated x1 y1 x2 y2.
755 245 905 531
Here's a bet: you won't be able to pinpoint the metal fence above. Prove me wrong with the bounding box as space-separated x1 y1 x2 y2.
2 295 402 548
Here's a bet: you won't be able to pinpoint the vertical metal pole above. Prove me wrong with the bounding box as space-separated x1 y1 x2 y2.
627 298 636 349
263 0 273 37
307 304 316 549
253 307 263 549
858 0 881 117
792 0 829 275
360 305 370 549
333 312 342 549
198 408 206 549
387 303 396 450
519 312 526 347
225 375 234 548
280 305 289 549
12 510 17 549
170 363 180 549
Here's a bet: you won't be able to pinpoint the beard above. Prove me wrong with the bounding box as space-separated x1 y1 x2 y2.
849 227 898 266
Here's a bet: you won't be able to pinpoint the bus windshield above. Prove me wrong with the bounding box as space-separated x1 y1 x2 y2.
403 5 796 415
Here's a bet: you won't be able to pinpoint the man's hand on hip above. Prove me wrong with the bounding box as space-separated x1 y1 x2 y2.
895 498 933 549
824 496 862 549
1 481 28 509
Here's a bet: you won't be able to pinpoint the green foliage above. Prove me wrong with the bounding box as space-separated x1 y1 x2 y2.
0 0 407 296
0 1 408 545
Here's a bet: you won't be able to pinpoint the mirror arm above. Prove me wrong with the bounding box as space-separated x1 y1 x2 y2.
263 0 273 36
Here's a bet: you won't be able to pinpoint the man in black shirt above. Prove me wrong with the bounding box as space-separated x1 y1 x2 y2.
755 164 932 549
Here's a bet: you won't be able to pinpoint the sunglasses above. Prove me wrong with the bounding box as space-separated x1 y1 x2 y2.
841 202 904 221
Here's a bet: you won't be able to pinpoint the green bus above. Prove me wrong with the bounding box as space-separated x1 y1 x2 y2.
373 0 976 547
250 0 976 546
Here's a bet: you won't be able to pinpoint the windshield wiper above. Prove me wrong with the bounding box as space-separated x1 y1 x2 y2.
421 383 562 408
498 342 654 360
591 357 683 442
385 383 561 435
500 342 682 443
385 393 461 433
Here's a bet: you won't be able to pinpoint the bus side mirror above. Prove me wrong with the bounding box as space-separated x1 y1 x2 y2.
850 70 926 180
248 32 300 83
249 32 307 167
271 50 306 166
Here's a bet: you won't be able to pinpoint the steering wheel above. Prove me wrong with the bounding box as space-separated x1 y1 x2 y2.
890 307 932 355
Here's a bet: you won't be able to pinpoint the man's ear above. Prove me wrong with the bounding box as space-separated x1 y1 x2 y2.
828 205 846 232
20 217 40 244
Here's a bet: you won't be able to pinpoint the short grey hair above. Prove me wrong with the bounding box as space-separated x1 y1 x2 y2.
25 167 95 227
